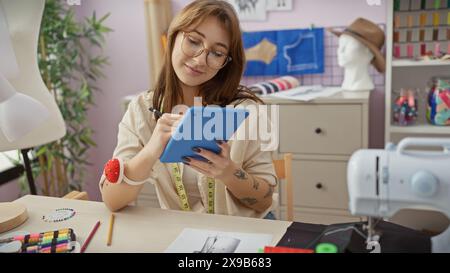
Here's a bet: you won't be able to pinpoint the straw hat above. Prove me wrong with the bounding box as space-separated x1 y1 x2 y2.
328 18 386 73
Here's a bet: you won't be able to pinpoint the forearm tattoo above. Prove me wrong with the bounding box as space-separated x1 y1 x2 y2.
263 185 274 199
240 197 258 206
252 179 260 190
234 169 248 180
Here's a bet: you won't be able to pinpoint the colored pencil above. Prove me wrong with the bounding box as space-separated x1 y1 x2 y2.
107 214 115 246
80 221 101 253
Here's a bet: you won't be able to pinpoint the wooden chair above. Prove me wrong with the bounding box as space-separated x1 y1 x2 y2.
273 153 294 221
62 191 89 201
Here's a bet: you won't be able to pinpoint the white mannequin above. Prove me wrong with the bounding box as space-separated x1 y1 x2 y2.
337 34 375 91
0 0 65 151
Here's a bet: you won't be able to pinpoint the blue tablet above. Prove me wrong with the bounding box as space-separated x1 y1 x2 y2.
159 106 250 163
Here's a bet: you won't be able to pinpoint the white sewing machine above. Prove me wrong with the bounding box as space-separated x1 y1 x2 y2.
347 137 450 253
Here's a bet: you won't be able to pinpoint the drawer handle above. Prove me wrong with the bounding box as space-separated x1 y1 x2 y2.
315 128 322 134
315 183 323 189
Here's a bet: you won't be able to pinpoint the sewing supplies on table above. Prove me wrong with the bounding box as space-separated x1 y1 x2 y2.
107 213 115 246
393 88 418 126
81 221 101 253
0 228 77 253
42 208 76 223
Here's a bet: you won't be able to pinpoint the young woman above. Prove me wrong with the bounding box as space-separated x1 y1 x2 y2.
99 0 278 219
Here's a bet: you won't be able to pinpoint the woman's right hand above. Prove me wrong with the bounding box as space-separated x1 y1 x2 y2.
144 113 183 160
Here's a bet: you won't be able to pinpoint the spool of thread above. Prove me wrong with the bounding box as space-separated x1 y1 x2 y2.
395 15 401 28
394 45 401 58
394 0 401 11
433 12 440 26
420 29 425 41
394 31 400 43
408 15 414 27
315 243 338 253
421 43 427 55
433 28 439 40
435 42 441 56
407 30 413 42
421 0 426 9
435 0 441 9
407 44 414 57
420 13 427 27
420 0 427 9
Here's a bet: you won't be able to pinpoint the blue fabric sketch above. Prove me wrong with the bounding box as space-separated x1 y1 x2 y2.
242 31 278 76
279 28 324 75
243 28 324 76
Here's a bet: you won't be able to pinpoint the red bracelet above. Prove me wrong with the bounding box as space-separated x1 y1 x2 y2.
104 158 146 186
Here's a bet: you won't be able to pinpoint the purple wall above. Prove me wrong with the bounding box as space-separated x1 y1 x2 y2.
73 0 151 201
0 0 388 201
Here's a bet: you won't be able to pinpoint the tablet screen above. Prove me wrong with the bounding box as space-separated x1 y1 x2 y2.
159 106 249 163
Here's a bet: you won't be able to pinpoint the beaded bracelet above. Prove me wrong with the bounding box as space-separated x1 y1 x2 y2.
42 208 76 223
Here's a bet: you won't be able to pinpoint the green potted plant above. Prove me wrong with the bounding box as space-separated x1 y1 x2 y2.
19 0 113 197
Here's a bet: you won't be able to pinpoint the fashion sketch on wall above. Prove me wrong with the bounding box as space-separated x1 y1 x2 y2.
227 0 267 21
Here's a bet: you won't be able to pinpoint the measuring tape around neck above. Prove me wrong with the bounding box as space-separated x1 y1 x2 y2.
170 163 215 214
160 98 215 213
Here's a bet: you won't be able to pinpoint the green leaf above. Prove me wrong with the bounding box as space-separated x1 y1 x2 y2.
35 146 48 157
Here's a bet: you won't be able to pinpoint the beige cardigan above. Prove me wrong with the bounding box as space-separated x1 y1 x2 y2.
99 91 278 218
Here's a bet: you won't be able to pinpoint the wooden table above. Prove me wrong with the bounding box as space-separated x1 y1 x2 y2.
7 195 291 253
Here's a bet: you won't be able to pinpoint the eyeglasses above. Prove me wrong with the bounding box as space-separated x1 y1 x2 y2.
181 32 232 69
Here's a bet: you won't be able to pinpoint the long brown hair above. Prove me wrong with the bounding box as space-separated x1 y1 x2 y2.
152 0 262 116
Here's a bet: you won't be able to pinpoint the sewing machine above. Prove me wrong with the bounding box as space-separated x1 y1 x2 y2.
347 137 450 253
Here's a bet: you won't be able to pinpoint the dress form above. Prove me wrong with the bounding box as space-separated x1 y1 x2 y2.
0 0 65 151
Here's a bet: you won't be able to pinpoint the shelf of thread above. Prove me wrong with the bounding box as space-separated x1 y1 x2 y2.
393 0 450 60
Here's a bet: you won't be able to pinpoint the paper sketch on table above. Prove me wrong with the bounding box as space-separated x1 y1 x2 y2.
165 228 273 253
266 85 343 101
227 0 267 21
283 32 319 72
266 0 293 11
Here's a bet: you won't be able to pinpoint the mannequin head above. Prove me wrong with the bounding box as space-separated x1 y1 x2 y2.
337 34 375 91
337 34 374 69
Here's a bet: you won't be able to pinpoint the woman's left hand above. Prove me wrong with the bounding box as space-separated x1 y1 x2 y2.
182 141 237 180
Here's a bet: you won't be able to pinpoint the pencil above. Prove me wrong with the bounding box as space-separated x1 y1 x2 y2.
80 221 101 253
107 214 115 246
148 107 163 118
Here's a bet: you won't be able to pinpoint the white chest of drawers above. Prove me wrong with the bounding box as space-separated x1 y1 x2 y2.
263 90 370 224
